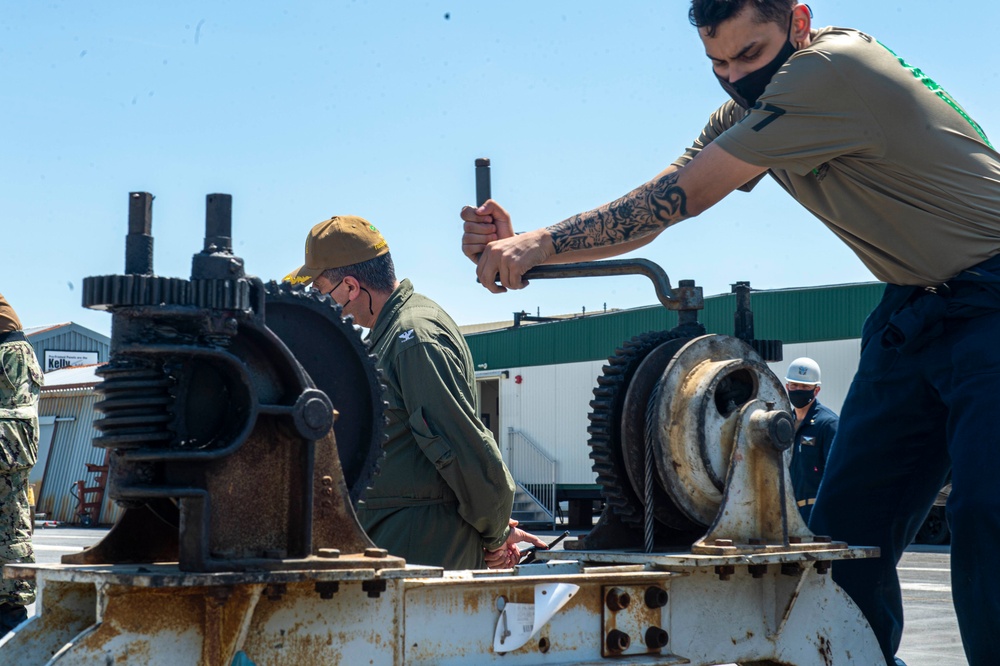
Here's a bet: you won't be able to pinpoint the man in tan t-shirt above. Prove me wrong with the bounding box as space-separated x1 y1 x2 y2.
459 2 1000 665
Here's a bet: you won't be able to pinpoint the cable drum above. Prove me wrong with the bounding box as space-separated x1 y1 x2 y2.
645 335 791 527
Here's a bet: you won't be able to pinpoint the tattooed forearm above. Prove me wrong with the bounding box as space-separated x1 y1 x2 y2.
546 172 689 254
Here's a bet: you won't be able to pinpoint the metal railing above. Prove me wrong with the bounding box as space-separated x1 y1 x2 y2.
506 428 557 529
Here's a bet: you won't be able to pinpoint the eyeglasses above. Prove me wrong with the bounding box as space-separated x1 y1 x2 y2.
315 278 374 316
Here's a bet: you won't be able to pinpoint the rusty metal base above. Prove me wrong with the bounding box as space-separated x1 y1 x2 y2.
2 547 882 666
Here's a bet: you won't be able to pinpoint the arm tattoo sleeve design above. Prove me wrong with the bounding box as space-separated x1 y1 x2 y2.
547 172 689 254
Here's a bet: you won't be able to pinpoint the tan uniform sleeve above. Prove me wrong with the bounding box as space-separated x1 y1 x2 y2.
672 100 768 192
393 340 514 552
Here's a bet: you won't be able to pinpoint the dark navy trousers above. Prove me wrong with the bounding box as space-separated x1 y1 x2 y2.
809 284 1000 666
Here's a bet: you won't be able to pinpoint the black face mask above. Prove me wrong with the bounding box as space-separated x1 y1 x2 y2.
715 16 796 110
788 389 816 409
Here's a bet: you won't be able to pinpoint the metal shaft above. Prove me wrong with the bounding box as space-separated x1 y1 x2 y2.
475 158 491 207
125 192 154 275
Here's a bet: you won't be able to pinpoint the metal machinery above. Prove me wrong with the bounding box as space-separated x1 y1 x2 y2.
0 188 884 665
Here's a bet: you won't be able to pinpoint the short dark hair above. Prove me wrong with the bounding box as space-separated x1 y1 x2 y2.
689 0 794 37
320 252 397 294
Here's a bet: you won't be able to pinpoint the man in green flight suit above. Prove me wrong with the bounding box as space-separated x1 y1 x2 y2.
284 216 546 569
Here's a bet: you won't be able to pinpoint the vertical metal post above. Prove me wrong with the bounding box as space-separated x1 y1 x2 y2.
125 192 154 275
733 281 754 341
204 194 233 252
475 158 491 207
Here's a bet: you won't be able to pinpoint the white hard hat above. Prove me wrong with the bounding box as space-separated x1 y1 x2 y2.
785 357 821 385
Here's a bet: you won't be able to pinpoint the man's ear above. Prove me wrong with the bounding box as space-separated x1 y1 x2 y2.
342 275 362 300
792 3 812 48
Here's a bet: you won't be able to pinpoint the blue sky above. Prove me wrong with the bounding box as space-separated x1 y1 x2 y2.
3 1 997 336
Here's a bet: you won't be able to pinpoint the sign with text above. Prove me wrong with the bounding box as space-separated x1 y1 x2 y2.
44 350 98 372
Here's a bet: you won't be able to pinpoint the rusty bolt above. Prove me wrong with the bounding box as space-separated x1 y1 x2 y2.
715 564 736 581
315 581 340 599
606 629 631 653
317 548 340 559
645 626 669 650
265 583 287 601
323 487 334 496
815 560 832 575
748 564 768 579
814 535 832 543
748 537 765 546
321 475 334 485
714 538 734 547
605 587 631 612
781 563 803 577
362 579 387 598
644 586 668 609
365 548 389 559
788 536 803 544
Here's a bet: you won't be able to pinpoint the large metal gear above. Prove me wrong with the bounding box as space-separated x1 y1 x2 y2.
587 323 704 527
262 281 386 505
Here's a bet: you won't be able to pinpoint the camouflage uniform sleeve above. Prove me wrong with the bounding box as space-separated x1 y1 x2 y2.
394 341 514 552
0 341 43 472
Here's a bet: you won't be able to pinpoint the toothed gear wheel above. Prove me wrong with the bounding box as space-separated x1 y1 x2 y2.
82 274 193 310
587 323 704 527
190 278 252 310
263 281 386 505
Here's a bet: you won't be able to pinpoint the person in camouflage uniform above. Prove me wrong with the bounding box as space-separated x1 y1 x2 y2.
0 293 42 636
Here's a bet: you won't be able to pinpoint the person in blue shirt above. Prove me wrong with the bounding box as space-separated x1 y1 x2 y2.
784 358 838 522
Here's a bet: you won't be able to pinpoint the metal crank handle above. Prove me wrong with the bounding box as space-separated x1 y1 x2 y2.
517 259 703 312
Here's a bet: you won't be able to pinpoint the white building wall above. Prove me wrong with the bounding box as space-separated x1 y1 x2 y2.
494 338 863 486
495 360 605 485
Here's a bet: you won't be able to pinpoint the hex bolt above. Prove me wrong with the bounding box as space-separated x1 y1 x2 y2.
645 626 669 650
321 476 334 486
748 537 765 546
265 583 287 601
788 536 803 544
644 586 669 609
606 629 631 653
317 548 340 559
781 563 803 577
365 548 389 559
362 580 387 599
315 581 340 599
748 564 768 579
715 565 736 581
605 587 631 612
815 560 832 575
814 535 833 543
714 539 734 547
